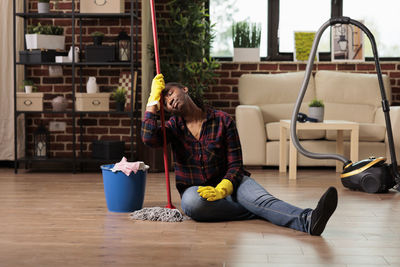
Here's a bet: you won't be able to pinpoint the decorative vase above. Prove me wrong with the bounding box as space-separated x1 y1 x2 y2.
86 77 98 94
116 101 125 112
24 86 33 94
308 107 324 122
38 2 49 13
68 46 80 62
51 96 68 111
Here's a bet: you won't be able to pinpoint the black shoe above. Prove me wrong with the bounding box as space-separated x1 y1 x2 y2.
310 186 338 236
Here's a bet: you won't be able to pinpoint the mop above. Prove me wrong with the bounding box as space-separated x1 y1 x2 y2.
129 0 186 222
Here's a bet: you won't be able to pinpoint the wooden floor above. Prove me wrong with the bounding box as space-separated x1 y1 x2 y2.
0 167 400 267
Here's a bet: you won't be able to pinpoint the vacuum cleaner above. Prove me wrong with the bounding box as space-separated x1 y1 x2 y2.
291 17 400 193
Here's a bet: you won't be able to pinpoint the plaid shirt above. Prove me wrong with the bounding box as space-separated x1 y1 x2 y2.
141 108 250 196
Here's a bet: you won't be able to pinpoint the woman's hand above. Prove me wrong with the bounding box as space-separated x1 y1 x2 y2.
147 74 165 109
197 179 233 201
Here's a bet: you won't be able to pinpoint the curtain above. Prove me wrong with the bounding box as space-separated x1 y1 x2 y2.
0 0 24 160
141 0 153 117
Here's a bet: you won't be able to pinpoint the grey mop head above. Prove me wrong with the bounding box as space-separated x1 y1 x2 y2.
129 207 188 222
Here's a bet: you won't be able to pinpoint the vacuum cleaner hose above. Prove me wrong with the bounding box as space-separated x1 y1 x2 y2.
291 17 400 183
290 18 349 164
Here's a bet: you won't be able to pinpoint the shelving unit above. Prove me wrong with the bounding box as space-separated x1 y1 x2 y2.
13 0 140 173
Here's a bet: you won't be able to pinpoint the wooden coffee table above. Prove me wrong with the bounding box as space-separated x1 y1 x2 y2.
279 120 359 179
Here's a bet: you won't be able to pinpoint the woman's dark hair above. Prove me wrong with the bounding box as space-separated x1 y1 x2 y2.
164 82 205 110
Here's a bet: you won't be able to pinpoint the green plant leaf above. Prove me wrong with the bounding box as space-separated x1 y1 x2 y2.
156 0 219 106
27 23 64 35
309 99 324 107
232 20 261 48
112 87 127 103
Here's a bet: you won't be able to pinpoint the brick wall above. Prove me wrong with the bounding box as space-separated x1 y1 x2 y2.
24 0 142 158
209 62 400 117
24 0 400 159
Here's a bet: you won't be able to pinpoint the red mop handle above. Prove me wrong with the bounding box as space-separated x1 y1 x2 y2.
150 0 175 209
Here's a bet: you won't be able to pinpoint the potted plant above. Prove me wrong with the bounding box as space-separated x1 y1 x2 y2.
91 31 105 46
112 87 127 112
25 23 65 50
156 0 220 108
308 99 324 122
232 21 261 62
38 0 50 13
20 79 37 93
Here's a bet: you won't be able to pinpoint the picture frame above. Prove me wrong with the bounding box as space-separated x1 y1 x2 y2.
331 23 364 61
294 31 318 62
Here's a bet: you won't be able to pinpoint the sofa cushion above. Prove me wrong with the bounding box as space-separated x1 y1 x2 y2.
315 71 392 107
266 122 325 141
324 103 377 123
239 72 316 123
315 71 391 123
326 123 386 142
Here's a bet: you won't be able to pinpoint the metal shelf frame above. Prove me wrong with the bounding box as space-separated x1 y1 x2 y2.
16 12 138 19
13 0 140 173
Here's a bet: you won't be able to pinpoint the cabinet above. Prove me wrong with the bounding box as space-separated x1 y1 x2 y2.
13 0 140 173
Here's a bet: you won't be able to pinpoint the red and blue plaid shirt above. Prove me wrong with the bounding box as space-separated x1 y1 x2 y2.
141 108 250 196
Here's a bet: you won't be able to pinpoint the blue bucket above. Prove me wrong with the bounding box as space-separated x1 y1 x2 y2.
101 164 147 212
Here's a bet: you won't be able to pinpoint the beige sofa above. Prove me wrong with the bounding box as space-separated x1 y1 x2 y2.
235 71 400 167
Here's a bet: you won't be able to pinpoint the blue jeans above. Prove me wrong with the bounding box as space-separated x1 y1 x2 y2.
181 176 312 233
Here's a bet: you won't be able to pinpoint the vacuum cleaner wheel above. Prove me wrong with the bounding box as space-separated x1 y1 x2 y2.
360 174 381 193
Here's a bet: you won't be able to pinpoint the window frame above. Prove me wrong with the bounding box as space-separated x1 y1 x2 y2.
211 0 400 61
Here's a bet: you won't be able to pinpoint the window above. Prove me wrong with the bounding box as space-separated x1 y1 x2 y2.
209 0 400 60
279 0 330 53
210 0 268 58
343 0 400 58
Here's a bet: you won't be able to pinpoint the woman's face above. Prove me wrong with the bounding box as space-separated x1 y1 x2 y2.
163 86 189 115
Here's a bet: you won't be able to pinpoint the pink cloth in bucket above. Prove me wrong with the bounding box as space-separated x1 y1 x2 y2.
112 157 148 176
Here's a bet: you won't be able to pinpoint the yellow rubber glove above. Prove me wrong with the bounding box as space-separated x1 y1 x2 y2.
197 179 233 201
147 74 165 108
